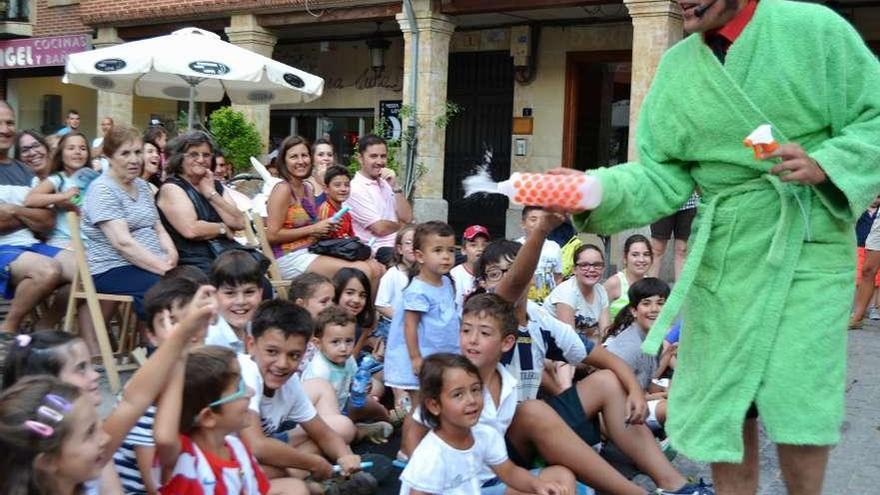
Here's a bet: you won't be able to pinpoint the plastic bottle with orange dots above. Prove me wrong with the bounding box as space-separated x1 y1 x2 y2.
463 168 603 212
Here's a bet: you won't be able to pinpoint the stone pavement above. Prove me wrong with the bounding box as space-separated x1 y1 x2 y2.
96 324 880 494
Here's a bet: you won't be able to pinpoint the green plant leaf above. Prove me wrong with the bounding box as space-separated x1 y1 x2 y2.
208 107 263 173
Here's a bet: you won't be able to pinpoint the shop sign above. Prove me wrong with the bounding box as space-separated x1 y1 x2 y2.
0 34 91 69
379 100 403 140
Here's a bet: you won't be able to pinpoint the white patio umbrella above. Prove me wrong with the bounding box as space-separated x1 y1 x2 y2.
64 27 323 129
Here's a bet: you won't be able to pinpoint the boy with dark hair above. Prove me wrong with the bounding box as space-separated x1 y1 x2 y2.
205 249 264 353
113 274 207 494
517 206 563 302
239 299 376 492
469 211 711 495
317 165 354 239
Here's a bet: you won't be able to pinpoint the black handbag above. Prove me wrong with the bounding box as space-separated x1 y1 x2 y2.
207 237 271 273
308 237 372 261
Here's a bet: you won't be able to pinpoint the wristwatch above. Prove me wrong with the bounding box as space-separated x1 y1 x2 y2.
393 187 404 194
218 224 227 236
208 190 219 199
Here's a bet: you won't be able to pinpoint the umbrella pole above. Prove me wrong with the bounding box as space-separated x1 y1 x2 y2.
187 84 195 130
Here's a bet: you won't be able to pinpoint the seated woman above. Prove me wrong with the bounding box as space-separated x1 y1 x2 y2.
307 137 336 205
15 130 52 183
81 125 177 327
266 135 384 287
155 131 246 275
141 135 162 195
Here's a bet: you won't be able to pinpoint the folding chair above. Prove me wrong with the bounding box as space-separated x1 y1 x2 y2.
62 212 135 393
249 211 290 299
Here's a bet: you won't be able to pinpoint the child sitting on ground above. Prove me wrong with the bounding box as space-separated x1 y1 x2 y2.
385 221 460 405
401 353 571 495
154 345 307 494
302 305 392 443
289 272 337 373
375 225 417 412
237 299 375 493
112 275 206 494
205 249 265 353
604 277 672 431
473 210 711 495
402 293 581 494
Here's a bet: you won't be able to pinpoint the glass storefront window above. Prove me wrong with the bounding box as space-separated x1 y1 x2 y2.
270 109 374 166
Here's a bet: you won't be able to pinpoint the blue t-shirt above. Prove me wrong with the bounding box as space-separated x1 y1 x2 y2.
384 276 460 388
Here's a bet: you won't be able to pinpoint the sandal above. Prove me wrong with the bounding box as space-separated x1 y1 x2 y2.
356 421 393 445
388 405 409 427
848 318 864 330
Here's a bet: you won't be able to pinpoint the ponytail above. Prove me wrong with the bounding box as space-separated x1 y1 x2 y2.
604 304 634 343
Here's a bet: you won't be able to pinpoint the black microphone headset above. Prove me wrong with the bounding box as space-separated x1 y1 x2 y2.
694 0 718 18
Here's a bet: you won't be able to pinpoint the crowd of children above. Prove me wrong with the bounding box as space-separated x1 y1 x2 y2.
0 204 714 495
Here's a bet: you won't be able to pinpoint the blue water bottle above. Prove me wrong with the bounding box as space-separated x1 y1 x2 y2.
350 356 374 409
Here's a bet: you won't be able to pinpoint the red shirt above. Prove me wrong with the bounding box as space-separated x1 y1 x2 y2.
704 0 759 55
318 200 354 239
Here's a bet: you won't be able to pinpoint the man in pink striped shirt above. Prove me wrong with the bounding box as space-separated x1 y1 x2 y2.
345 134 413 251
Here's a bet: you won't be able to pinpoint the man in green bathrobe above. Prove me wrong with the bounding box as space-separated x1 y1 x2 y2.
552 0 880 493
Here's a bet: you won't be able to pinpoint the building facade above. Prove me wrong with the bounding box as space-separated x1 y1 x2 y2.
2 0 878 239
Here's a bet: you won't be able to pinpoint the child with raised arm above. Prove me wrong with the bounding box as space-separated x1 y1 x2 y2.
385 221 460 400
112 275 205 494
401 353 571 495
476 210 711 495
154 345 307 494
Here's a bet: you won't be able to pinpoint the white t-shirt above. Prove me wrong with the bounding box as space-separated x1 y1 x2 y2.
375 265 409 311
400 424 508 495
544 278 609 329
502 302 591 402
411 364 518 484
515 237 562 275
450 263 476 313
239 354 316 434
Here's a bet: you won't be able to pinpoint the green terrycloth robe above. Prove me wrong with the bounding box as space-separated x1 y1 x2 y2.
573 0 880 463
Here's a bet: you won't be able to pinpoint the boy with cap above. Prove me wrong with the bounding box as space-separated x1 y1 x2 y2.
451 224 490 312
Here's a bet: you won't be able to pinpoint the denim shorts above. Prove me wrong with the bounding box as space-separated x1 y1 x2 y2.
0 243 61 298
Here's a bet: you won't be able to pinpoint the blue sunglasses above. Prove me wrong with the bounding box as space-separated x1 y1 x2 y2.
208 377 248 408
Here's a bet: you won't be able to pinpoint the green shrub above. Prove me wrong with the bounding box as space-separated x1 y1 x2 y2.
208 107 262 173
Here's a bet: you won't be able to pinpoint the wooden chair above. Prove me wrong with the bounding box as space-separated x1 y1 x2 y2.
62 213 135 393
249 211 290 299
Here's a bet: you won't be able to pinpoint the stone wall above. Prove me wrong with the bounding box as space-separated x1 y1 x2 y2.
271 38 404 111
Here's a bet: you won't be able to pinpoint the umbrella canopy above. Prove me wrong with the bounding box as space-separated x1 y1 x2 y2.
64 27 323 107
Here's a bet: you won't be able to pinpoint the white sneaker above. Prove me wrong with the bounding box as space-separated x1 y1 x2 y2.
869 307 880 320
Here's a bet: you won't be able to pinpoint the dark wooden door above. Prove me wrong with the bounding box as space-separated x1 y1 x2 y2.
443 51 514 239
